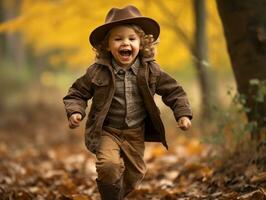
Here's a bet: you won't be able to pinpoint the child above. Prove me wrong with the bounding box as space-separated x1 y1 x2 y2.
63 5 192 200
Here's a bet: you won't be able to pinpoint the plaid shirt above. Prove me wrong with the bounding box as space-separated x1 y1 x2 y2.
103 58 147 129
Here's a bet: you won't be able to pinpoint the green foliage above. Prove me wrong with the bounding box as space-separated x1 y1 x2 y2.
0 62 33 109
0 62 32 92
202 79 266 151
249 79 266 104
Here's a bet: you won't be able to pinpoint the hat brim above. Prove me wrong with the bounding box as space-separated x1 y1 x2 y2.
89 17 160 47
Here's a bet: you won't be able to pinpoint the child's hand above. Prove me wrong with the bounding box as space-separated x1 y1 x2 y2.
69 113 82 129
177 116 191 131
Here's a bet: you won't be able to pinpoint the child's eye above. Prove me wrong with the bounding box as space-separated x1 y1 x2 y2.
114 38 121 41
130 38 136 41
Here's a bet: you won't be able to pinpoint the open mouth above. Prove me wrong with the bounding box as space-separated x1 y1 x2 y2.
119 49 132 57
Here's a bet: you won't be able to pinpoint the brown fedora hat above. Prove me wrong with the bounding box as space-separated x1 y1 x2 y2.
89 5 160 47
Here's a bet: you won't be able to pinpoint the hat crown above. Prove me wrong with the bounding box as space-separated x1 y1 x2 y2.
105 5 142 24
89 5 160 47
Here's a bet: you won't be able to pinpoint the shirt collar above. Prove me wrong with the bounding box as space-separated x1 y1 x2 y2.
112 58 140 76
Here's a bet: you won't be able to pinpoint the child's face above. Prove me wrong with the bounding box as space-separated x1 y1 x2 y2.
107 25 141 68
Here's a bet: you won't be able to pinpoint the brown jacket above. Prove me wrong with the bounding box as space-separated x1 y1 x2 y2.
63 57 192 153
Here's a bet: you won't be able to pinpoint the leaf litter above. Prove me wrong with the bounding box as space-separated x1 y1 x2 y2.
0 105 265 200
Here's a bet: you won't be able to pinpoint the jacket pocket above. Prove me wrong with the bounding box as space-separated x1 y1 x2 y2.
91 77 109 109
91 77 109 87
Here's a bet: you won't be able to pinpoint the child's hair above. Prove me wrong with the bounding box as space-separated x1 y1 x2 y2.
93 24 157 59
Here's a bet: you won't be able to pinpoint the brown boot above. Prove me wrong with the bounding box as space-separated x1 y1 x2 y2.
96 179 123 200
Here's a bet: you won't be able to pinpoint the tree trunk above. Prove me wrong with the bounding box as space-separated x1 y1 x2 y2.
2 0 26 68
193 0 214 121
216 0 266 139
0 1 6 60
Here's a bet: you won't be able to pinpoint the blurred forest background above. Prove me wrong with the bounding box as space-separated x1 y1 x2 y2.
0 0 265 199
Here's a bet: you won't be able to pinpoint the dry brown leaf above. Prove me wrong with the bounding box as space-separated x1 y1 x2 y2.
250 171 266 183
237 190 266 200
72 194 90 200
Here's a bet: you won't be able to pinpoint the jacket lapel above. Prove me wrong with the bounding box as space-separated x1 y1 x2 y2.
137 62 168 149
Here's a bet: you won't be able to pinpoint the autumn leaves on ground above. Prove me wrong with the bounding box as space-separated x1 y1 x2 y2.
0 86 265 200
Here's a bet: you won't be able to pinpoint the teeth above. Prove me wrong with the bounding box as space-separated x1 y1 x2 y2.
119 50 131 56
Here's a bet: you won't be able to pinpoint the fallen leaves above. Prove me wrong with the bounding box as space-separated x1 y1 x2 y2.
251 172 266 184
0 105 266 199
0 141 99 200
127 140 266 200
1 134 266 200
238 188 266 200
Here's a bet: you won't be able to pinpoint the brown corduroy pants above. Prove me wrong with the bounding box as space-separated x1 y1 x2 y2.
95 125 146 195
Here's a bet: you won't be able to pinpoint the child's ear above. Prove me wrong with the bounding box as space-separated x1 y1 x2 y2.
106 46 110 51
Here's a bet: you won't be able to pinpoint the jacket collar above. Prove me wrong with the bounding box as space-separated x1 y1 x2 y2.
95 57 112 67
111 58 140 76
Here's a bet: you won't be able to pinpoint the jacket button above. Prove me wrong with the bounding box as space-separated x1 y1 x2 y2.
97 79 103 85
118 69 125 75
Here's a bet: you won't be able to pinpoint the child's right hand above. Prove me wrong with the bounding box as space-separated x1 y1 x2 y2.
69 113 82 129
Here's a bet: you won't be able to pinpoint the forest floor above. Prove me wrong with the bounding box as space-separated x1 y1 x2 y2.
0 91 265 200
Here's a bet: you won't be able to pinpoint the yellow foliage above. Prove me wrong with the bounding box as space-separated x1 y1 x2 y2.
150 145 166 157
72 194 89 200
0 0 230 70
186 139 204 156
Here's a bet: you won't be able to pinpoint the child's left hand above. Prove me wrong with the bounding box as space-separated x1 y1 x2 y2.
177 116 191 131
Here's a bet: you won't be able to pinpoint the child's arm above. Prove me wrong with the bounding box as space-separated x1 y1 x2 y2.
155 69 193 130
63 67 95 127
